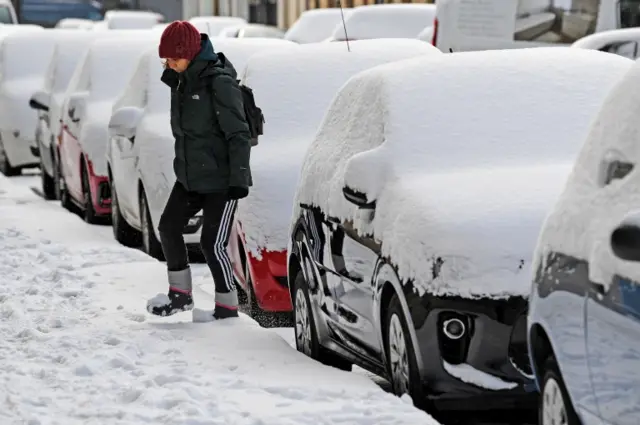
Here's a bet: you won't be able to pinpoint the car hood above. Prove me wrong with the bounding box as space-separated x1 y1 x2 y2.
371 163 572 299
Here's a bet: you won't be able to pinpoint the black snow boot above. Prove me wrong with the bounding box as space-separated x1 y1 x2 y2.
147 288 194 317
214 290 239 319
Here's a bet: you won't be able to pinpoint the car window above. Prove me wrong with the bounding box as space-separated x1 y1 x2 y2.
619 0 640 28
0 6 13 24
602 41 639 59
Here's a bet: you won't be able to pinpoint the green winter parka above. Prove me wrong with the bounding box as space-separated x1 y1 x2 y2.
161 34 252 193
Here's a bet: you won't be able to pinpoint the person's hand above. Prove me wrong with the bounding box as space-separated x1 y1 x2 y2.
228 186 248 200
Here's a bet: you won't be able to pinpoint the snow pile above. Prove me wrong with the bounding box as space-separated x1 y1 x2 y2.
330 4 436 41
64 33 159 176
102 10 162 30
0 174 438 425
534 57 640 289
0 30 60 143
189 16 247 37
294 48 632 299
238 39 441 257
285 8 352 43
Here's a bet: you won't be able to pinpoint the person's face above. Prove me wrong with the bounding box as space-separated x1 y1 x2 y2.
164 58 190 73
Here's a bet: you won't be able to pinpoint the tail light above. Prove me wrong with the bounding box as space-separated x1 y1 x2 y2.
431 18 438 46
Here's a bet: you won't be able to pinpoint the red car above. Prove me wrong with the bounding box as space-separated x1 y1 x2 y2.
230 221 293 328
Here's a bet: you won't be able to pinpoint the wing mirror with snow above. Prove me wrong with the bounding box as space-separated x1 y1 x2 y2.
342 186 376 210
108 106 143 140
29 89 50 112
611 212 640 262
67 93 87 123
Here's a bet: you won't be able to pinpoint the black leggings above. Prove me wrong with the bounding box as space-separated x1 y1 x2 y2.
158 182 237 293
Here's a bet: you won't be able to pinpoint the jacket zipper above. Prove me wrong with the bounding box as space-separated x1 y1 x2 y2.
177 78 189 190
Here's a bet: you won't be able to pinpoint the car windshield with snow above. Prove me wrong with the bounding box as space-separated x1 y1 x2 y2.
528 53 640 425
107 38 298 259
58 31 160 224
233 39 440 329
287 47 632 410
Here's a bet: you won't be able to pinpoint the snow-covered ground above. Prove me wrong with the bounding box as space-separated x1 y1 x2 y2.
0 172 439 424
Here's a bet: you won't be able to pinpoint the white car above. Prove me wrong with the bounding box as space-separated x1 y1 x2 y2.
527 53 640 425
287 48 631 407
327 4 436 42
284 8 352 44
55 18 95 30
57 32 160 224
0 26 51 177
572 27 640 59
106 38 298 258
218 23 285 39
189 16 247 37
28 30 139 199
232 39 440 327
93 10 163 30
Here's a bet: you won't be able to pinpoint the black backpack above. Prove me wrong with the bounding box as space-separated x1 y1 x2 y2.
237 81 264 147
207 75 264 147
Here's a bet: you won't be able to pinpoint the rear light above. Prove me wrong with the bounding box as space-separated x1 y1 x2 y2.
431 17 438 46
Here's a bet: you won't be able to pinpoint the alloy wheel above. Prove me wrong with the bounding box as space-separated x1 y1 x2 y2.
542 377 568 425
388 314 410 395
295 288 312 356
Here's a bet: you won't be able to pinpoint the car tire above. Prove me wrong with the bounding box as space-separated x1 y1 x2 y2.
110 178 141 247
385 293 425 404
139 187 164 260
81 163 99 224
293 265 352 371
0 135 19 177
539 356 581 425
40 153 57 200
58 157 75 213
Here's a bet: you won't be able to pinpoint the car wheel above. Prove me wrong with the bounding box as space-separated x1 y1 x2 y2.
540 356 581 425
51 147 61 200
243 251 292 328
81 164 98 224
293 264 352 371
0 135 19 176
139 187 164 260
58 159 75 212
110 178 141 247
385 293 425 403
40 152 56 200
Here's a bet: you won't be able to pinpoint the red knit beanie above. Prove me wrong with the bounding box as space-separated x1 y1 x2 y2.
158 21 201 60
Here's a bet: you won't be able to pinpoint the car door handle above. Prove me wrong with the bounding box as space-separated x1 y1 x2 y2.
590 281 606 295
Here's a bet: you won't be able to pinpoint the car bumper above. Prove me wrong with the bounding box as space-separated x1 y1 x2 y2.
248 249 291 312
86 160 110 215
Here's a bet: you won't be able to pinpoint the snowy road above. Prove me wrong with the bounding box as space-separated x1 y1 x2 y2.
3 172 536 425
0 173 438 425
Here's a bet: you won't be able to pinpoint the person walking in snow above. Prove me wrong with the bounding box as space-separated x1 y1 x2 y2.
147 20 252 320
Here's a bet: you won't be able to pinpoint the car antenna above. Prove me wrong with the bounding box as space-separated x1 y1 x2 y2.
337 0 351 52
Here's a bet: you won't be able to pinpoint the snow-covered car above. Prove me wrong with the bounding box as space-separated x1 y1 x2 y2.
189 16 247 37
58 32 160 224
93 10 163 30
218 23 285 39
572 27 640 59
234 39 439 328
55 18 95 30
284 8 351 44
287 48 632 408
0 26 52 177
28 30 129 199
327 4 436 42
528 55 640 425
106 38 298 258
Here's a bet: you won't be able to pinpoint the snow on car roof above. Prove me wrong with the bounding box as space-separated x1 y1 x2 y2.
533 55 640 286
571 27 640 50
284 8 352 43
237 38 440 256
294 47 632 299
103 10 162 29
330 4 436 40
0 29 62 81
190 16 247 36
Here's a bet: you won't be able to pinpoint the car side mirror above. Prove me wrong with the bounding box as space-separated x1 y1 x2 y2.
611 214 640 262
342 186 376 209
109 106 143 140
67 94 87 123
29 89 50 112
